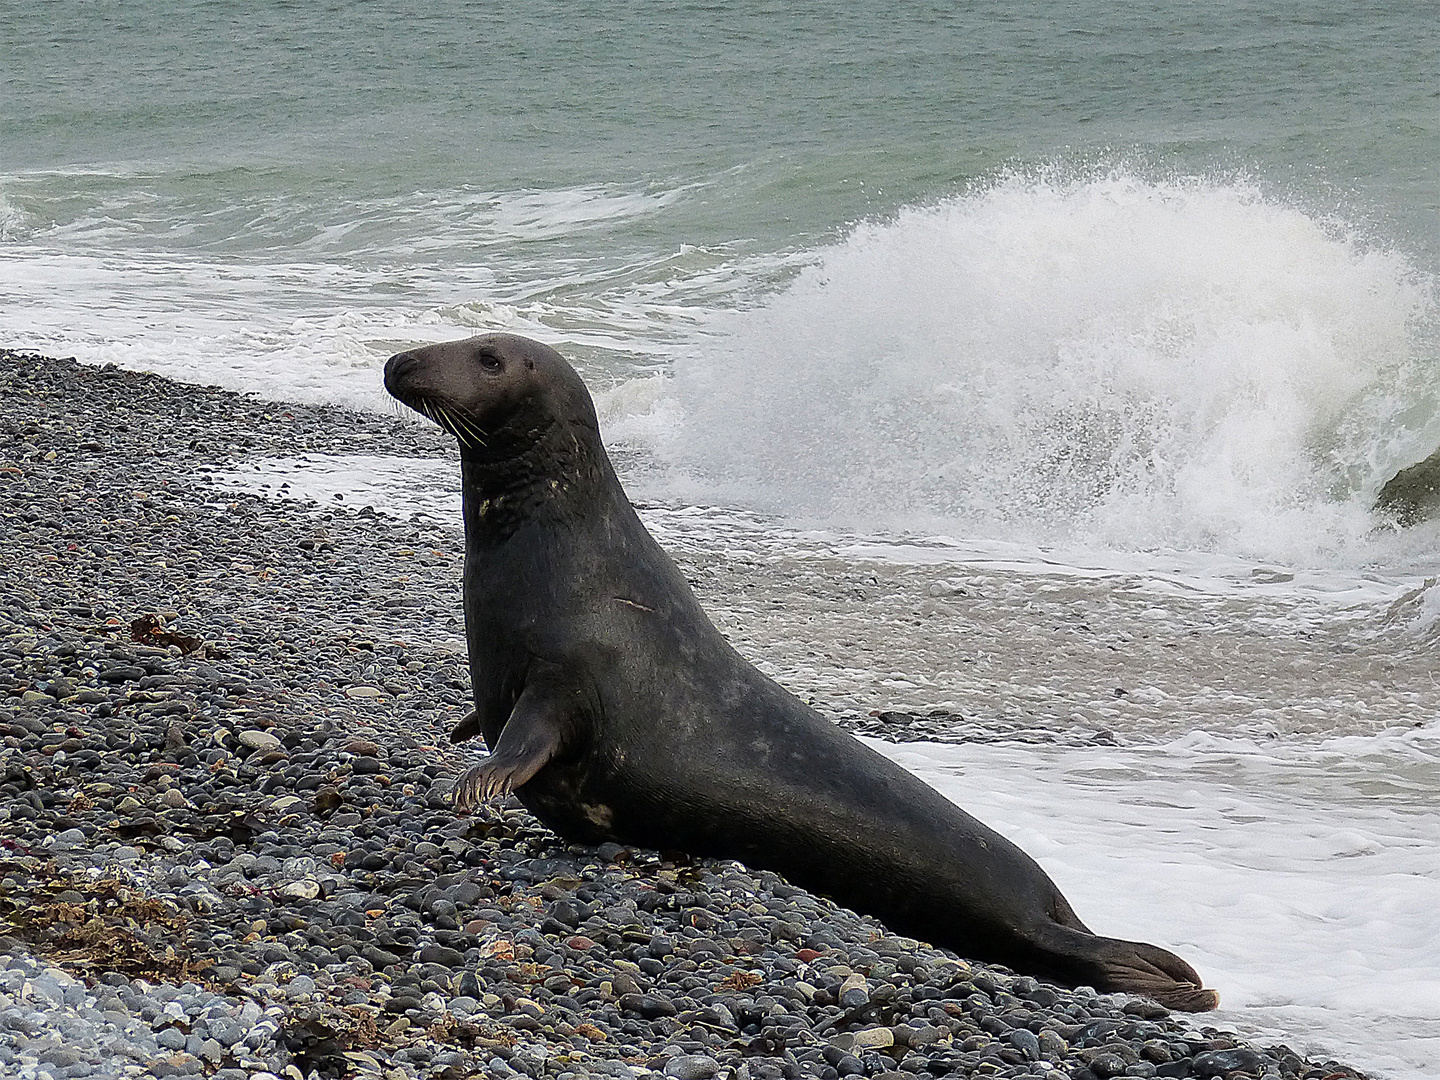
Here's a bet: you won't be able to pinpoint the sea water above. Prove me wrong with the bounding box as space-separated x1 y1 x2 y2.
5 2 1439 1075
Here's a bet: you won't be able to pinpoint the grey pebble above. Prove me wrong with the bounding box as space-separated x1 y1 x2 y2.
156 1027 188 1050
663 1054 720 1079
1011 1027 1041 1060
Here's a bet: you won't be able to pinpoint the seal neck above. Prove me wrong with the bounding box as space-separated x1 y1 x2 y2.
458 418 615 543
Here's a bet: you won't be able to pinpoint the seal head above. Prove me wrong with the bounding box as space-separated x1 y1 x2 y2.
385 333 598 462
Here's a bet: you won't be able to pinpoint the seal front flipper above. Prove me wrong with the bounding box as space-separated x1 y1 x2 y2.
450 709 480 744
452 675 588 812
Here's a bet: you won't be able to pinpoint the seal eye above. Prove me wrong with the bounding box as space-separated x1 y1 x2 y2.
478 351 503 372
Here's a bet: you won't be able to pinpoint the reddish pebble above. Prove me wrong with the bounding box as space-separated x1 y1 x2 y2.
796 948 823 962
567 936 598 951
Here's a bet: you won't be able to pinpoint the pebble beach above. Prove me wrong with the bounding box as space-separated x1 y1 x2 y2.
0 351 1372 1080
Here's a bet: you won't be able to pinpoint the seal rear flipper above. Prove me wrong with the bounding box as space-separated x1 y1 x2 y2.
452 675 588 811
1063 930 1219 1012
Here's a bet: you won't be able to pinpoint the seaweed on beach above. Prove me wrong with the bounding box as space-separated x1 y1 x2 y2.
0 863 195 984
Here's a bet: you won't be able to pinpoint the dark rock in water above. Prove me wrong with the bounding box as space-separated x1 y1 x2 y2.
1375 447 1440 525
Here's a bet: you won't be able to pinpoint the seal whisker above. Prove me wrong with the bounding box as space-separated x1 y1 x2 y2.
435 405 462 440
451 408 489 448
440 405 466 442
433 404 455 436
450 410 482 448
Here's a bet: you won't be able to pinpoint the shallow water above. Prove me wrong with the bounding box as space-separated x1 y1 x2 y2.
889 734 1440 1080
213 453 1440 740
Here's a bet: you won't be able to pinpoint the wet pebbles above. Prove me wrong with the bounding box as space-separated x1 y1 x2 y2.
0 352 1366 1080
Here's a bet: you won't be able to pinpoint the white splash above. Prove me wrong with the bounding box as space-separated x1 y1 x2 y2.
650 171 1440 566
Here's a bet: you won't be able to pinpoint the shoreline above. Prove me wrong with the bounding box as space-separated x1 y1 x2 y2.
0 351 1368 1080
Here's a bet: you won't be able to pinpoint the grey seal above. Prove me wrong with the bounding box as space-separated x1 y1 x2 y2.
383 333 1218 1011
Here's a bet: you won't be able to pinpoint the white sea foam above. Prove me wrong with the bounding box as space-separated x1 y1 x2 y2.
0 189 29 243
10 166 1440 573
0 168 690 254
0 170 799 407
466 184 690 242
0 245 696 411
212 453 1440 641
882 730 1440 1080
643 171 1440 568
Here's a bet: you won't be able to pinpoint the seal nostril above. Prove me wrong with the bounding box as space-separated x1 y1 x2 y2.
384 351 419 393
